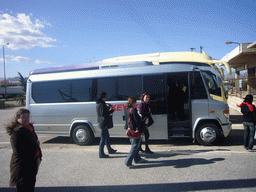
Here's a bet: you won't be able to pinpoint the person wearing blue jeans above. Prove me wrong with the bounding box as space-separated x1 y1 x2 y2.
238 94 256 151
125 138 142 166
96 92 117 158
243 122 255 151
99 128 116 157
124 96 147 167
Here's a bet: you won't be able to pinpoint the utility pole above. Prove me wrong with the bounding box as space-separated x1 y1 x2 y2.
2 43 9 99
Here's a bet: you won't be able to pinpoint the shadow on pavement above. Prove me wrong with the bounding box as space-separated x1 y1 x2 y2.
131 157 225 169
141 148 230 159
1 178 256 192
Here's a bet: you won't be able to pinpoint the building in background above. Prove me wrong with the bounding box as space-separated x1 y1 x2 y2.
222 41 256 97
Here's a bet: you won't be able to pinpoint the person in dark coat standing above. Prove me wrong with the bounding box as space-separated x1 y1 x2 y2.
6 108 42 192
237 94 256 151
138 92 154 154
96 92 117 158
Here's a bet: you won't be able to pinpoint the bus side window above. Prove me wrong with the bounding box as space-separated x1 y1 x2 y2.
32 80 71 103
143 75 166 114
117 76 142 100
98 78 117 101
72 79 93 102
98 76 143 101
191 72 208 99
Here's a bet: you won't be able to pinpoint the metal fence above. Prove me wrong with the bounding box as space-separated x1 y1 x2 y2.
227 77 256 99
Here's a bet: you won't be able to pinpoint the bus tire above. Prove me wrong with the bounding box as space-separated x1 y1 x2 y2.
72 125 94 145
196 123 220 146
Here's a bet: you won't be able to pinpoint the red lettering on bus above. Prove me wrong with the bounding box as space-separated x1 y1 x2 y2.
116 104 122 111
111 103 139 111
111 104 117 111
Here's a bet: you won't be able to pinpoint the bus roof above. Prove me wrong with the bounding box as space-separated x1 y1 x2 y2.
29 62 102 76
103 51 231 76
28 62 219 82
29 51 231 76
103 51 213 63
29 61 154 76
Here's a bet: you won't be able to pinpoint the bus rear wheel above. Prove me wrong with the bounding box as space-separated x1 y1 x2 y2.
72 125 94 145
196 123 220 146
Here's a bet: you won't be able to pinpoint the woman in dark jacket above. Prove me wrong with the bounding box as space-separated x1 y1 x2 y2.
237 94 256 151
6 109 42 192
124 96 147 167
96 92 116 158
138 92 154 154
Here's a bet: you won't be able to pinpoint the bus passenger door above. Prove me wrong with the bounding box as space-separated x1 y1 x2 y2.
167 72 191 138
143 75 168 140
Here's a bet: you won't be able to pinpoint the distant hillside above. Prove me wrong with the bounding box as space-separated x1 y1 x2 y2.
8 76 20 81
0 76 27 81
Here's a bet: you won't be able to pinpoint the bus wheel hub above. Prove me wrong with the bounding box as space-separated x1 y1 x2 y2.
200 127 216 142
76 129 88 142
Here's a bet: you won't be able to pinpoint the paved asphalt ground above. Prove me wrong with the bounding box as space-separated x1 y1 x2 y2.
0 96 256 192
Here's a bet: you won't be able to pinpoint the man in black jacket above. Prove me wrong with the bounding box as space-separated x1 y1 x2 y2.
238 94 256 151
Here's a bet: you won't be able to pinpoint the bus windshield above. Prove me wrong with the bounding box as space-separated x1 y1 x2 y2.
201 71 222 97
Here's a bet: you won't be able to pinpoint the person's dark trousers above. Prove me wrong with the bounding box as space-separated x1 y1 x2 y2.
99 128 112 157
17 183 35 192
243 122 255 149
125 138 141 166
140 125 151 151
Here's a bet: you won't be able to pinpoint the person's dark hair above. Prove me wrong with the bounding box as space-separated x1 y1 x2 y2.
126 96 136 107
140 92 150 101
6 108 30 135
99 92 107 99
244 94 253 103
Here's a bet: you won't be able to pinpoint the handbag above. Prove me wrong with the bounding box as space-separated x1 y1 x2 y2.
106 114 113 129
147 116 154 127
125 108 140 139
99 115 113 129
126 128 140 139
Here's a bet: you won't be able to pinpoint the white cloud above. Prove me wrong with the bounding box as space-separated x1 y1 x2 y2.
35 59 53 65
11 56 31 63
0 13 57 50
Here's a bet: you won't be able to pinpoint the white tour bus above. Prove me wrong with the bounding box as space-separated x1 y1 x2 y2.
26 52 232 146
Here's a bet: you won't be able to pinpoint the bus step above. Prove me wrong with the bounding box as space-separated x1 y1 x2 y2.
170 128 190 133
169 127 190 137
170 134 190 138
171 127 188 131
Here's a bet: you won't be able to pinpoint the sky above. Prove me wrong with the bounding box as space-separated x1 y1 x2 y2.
0 0 255 79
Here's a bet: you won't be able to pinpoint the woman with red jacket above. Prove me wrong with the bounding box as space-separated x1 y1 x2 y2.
124 96 147 167
237 94 256 151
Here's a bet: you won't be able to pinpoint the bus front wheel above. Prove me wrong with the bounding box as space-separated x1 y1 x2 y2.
196 123 220 145
72 125 94 145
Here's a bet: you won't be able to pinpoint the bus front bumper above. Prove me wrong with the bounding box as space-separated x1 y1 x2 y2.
222 122 232 137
